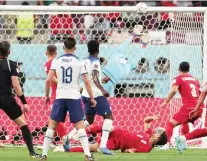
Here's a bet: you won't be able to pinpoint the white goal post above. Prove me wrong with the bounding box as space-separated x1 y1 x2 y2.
0 5 206 148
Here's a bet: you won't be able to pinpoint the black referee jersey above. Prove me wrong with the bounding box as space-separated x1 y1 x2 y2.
0 58 18 96
0 58 23 120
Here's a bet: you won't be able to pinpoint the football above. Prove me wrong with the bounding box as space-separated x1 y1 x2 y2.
136 2 148 13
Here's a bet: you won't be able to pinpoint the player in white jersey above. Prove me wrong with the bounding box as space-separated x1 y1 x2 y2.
40 37 96 161
81 40 114 155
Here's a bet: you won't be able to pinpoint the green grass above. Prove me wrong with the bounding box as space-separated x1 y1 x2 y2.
0 148 207 161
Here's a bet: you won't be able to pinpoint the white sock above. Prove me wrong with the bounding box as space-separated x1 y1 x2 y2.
78 128 91 157
100 119 113 148
42 128 54 156
68 128 77 139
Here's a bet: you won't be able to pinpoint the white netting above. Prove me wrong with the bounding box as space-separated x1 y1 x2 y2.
0 6 205 147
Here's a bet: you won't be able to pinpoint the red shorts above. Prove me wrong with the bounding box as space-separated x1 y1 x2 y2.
172 107 203 124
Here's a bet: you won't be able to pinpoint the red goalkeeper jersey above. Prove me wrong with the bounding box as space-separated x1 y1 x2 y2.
44 59 57 99
172 73 201 108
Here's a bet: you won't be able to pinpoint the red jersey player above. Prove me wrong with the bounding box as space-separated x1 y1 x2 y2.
43 45 66 139
174 82 207 153
55 115 167 153
160 62 203 149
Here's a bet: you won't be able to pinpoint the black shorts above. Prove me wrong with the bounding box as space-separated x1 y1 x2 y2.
0 95 23 120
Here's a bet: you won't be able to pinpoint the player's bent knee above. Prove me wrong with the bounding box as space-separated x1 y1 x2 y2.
169 119 179 126
14 115 27 128
86 115 95 125
104 114 113 120
48 119 59 130
103 119 113 132
75 120 85 130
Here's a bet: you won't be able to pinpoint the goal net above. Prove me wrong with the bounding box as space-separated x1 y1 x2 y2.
0 5 206 147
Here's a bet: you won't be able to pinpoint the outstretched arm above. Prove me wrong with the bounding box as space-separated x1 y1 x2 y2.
160 85 178 108
144 115 160 131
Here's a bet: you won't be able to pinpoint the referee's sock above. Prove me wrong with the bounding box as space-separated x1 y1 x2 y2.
20 125 35 154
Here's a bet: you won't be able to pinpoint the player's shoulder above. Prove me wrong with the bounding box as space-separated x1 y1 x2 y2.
44 59 53 67
9 60 18 68
57 54 80 61
85 56 99 63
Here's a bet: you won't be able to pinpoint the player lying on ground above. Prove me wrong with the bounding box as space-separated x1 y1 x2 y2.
0 41 40 158
40 37 97 161
43 45 67 141
175 82 207 153
56 116 167 153
160 62 203 149
66 39 114 155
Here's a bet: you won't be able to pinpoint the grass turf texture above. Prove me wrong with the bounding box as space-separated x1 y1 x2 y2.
0 148 207 161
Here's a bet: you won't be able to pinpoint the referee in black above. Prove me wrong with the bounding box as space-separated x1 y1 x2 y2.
0 41 40 158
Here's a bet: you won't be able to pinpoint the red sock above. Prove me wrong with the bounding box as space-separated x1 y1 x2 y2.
181 123 189 135
55 123 67 138
166 122 175 142
185 128 207 140
86 126 102 135
69 146 84 152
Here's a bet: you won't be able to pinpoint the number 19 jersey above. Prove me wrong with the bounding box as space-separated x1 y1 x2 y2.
172 73 201 107
50 54 87 99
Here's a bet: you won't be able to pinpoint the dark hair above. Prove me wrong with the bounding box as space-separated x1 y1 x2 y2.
22 1 29 5
64 37 76 50
47 45 57 55
179 62 190 72
0 41 10 57
87 40 99 56
99 57 105 66
155 131 168 146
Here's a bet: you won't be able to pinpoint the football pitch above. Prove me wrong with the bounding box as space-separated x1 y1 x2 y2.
0 148 207 161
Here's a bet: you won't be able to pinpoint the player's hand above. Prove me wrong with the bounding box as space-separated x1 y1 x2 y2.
152 115 160 120
90 98 97 107
160 101 167 108
44 96 50 105
189 109 199 119
23 104 29 113
102 90 110 98
126 148 136 153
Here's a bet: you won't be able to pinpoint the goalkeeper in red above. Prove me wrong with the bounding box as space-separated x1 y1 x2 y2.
160 62 203 149
57 116 167 153
44 45 67 139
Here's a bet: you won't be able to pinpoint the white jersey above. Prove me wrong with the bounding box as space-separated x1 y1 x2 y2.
82 56 103 98
50 54 87 99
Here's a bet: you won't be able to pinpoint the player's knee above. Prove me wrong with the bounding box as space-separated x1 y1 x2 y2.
86 116 95 125
169 119 179 126
84 120 90 127
102 119 113 132
45 128 55 139
104 114 113 120
14 115 27 128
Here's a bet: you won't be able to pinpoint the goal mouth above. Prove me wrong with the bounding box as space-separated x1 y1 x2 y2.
0 5 206 149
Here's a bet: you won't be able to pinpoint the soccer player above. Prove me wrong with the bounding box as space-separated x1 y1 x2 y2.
175 82 207 153
160 62 203 149
44 45 67 140
56 116 167 153
40 37 97 161
101 34 137 96
0 41 40 158
81 39 114 155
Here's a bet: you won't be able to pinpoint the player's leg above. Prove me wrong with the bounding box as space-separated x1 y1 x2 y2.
41 99 67 160
68 99 94 161
175 108 203 152
0 96 39 158
95 96 114 155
